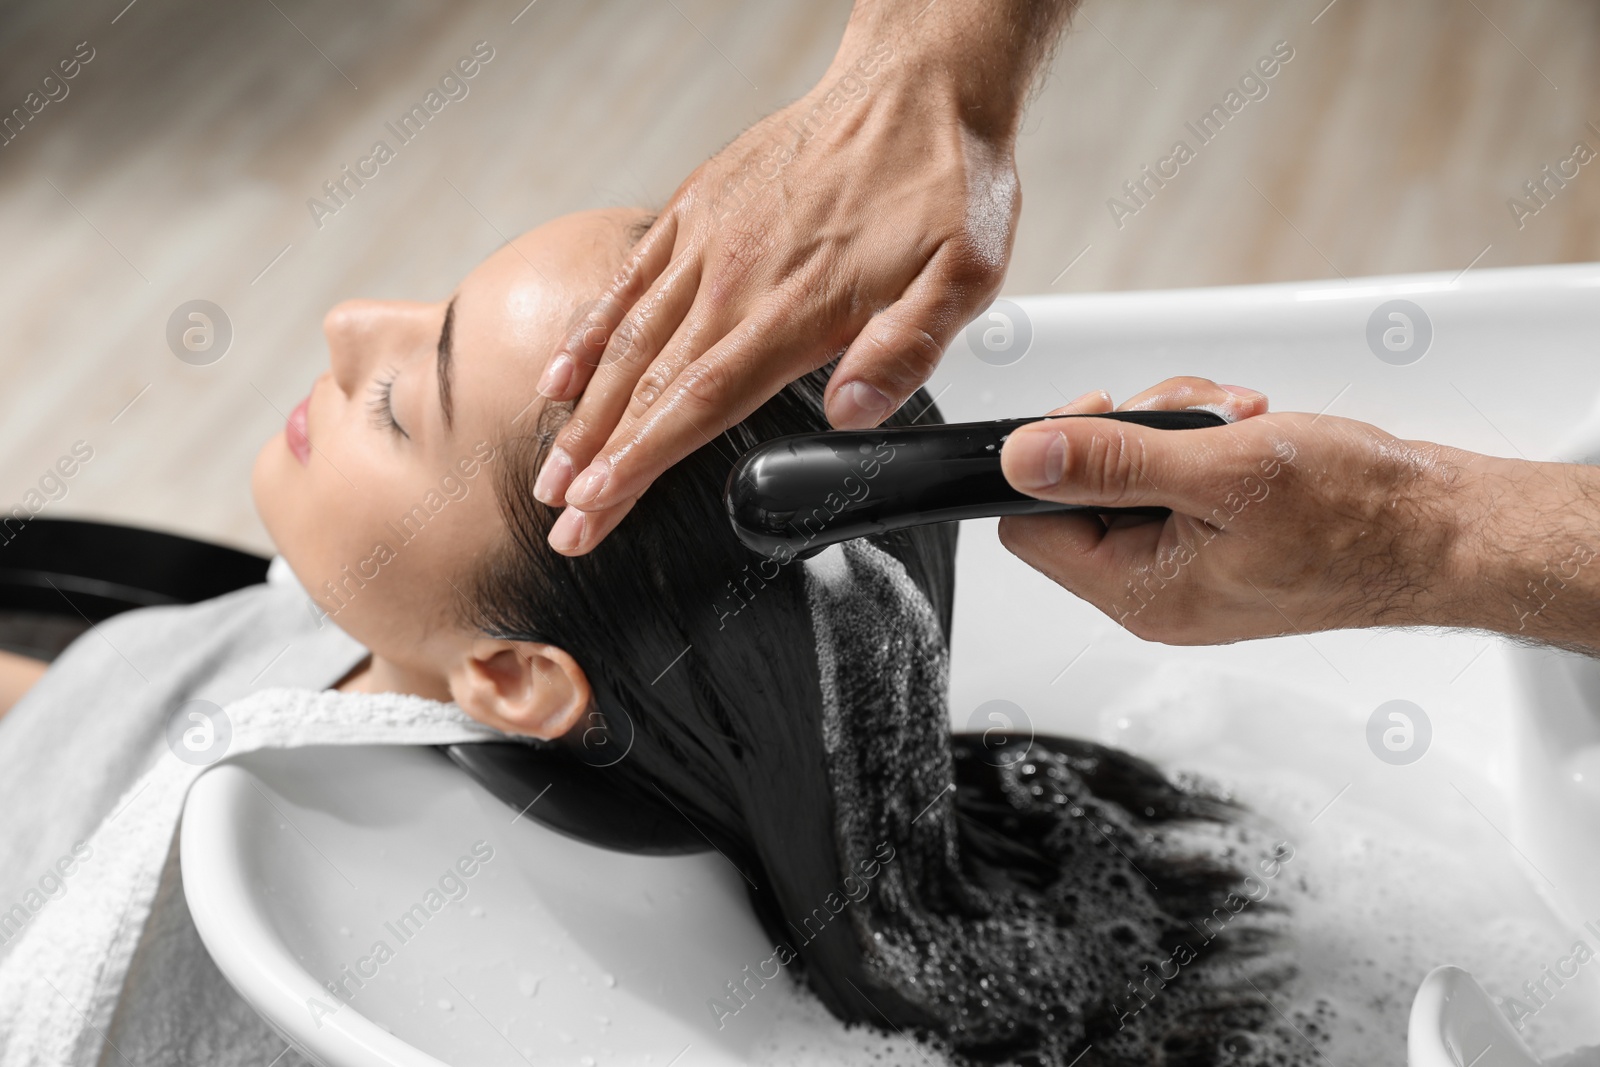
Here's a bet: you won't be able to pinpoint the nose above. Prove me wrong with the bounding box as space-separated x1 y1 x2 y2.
323 299 439 398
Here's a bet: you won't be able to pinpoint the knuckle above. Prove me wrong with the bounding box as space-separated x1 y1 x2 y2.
628 361 678 418
1133 376 1213 410
892 322 944 377
616 252 654 302
857 319 943 388
673 175 708 217
1162 375 1212 394
553 409 603 452
561 299 614 362
942 233 1006 295
677 359 731 413
604 313 652 369
1068 428 1146 503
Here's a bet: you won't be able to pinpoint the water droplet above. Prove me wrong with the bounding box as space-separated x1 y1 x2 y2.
437 998 453 1012
518 972 540 997
602 973 617 988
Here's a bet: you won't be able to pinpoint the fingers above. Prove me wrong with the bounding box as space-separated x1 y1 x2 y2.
994 377 1268 511
997 512 1106 583
546 495 639 557
1000 414 1238 512
997 511 1175 626
558 299 823 517
534 253 704 505
538 213 682 401
1116 375 1268 421
1049 390 1113 416
542 232 984 533
824 240 1001 430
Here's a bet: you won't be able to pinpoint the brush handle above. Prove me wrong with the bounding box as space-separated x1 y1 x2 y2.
724 409 1227 559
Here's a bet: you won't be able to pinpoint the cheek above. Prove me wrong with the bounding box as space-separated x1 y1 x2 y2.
312 551 431 660
254 437 503 662
253 437 409 642
321 503 496 662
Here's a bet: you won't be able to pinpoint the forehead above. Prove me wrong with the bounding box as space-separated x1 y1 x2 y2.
446 209 643 439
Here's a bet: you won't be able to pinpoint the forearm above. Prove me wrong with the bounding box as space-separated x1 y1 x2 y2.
1438 456 1600 653
835 0 1079 142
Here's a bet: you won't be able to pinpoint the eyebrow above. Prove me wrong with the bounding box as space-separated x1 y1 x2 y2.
625 213 657 246
437 297 456 431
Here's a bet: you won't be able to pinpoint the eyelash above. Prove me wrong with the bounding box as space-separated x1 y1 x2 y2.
367 369 408 439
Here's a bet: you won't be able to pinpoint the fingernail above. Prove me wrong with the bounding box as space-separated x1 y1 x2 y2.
532 447 573 505
564 458 610 508
1220 384 1264 399
548 507 586 552
1010 431 1067 491
830 381 893 430
538 354 574 398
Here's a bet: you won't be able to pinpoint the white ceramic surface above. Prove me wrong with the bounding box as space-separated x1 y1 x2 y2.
183 745 787 1067
184 264 1600 1066
1409 966 1542 1067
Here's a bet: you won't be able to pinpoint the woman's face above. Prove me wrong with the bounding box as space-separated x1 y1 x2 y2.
252 208 641 707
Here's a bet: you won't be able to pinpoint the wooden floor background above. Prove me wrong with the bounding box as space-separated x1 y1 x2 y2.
1 0 1596 554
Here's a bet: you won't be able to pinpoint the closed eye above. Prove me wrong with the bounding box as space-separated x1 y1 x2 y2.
367 368 409 439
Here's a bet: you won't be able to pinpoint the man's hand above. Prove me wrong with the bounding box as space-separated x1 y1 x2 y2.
998 377 1600 653
534 0 1079 555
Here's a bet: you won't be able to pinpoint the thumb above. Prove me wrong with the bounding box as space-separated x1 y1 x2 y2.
1000 416 1213 510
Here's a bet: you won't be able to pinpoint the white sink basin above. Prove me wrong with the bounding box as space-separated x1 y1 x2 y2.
182 744 828 1067
185 263 1600 1066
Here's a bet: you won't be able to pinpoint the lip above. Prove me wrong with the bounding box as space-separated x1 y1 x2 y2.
286 395 312 466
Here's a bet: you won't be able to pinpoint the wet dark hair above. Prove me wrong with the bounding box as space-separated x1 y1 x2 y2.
464 369 1317 1066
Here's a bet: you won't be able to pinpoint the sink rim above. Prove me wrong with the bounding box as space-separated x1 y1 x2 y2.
182 757 452 1067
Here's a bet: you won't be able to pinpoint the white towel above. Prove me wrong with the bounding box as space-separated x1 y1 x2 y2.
0 687 502 1067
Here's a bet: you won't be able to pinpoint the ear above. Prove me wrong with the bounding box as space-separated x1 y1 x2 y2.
446 638 591 739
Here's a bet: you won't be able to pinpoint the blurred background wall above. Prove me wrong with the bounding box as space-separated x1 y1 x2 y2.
0 0 1595 553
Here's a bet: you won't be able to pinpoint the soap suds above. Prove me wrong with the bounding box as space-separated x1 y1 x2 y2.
802 540 1327 1065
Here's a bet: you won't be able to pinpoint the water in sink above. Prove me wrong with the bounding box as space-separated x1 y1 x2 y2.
205 643 1600 1066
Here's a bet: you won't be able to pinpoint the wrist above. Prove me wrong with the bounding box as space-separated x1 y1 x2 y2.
1324 441 1484 632
1425 452 1515 632
830 11 1035 145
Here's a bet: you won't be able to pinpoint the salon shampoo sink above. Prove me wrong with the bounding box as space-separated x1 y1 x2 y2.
185 262 1600 1066
182 744 794 1067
